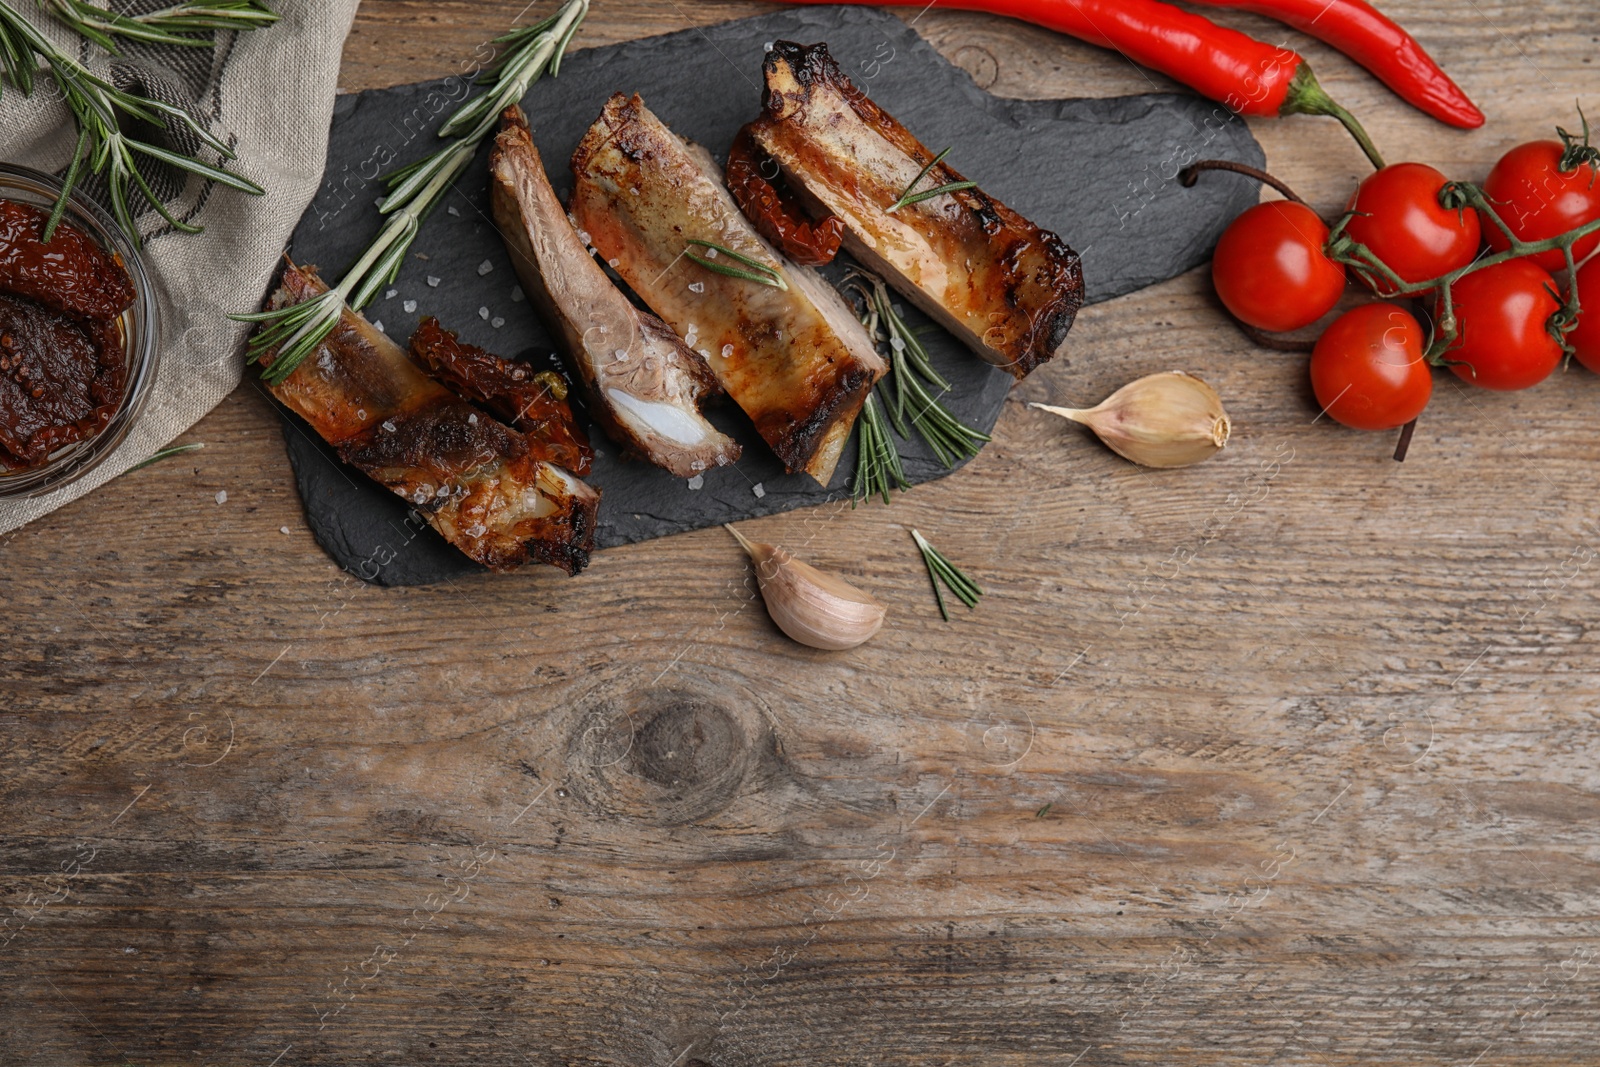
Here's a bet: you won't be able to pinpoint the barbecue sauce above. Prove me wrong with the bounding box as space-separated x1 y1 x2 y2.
0 198 134 469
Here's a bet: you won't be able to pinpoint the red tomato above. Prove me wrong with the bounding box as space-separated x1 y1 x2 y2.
1482 140 1600 273
1310 303 1432 431
1438 259 1564 390
1343 163 1482 294
1570 257 1600 373
1212 200 1346 332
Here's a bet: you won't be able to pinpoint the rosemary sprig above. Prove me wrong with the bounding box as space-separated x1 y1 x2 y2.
852 392 907 506
684 238 788 291
39 0 278 52
129 441 204 470
887 146 977 213
911 528 982 621
857 273 989 465
236 0 589 384
0 0 266 245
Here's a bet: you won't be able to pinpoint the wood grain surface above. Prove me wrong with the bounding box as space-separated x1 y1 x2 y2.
5 2 1600 1064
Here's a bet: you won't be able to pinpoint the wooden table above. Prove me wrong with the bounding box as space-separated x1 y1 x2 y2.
5 2 1599 1063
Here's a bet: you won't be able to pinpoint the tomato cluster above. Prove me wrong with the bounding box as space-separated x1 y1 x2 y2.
1211 125 1600 437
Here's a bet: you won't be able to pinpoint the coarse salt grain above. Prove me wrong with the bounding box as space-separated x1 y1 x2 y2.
478 260 494 276
215 490 227 505
607 258 619 268
279 526 290 535
492 317 505 329
511 285 525 302
468 413 478 425
447 205 460 216
689 281 705 294
687 475 704 490
721 344 734 358
427 276 441 287
479 307 490 320
373 320 385 333
385 289 398 300
752 483 765 498
381 419 396 432
403 300 417 313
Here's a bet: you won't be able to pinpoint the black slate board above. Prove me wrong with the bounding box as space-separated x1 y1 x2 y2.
281 5 1264 586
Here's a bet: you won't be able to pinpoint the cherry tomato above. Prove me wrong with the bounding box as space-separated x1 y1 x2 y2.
1212 200 1346 332
1310 303 1432 431
1437 259 1564 391
1343 163 1481 294
1482 140 1600 273
1569 257 1600 373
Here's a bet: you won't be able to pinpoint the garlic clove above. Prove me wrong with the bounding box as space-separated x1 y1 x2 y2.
1031 371 1231 469
726 524 886 650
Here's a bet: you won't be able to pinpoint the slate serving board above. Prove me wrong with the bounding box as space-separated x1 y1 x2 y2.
280 5 1264 586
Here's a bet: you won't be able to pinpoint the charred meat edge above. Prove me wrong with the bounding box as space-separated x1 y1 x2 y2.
261 262 598 575
489 105 739 480
570 93 884 484
746 40 1084 380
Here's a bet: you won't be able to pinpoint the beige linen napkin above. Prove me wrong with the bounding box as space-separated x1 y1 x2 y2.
0 0 361 534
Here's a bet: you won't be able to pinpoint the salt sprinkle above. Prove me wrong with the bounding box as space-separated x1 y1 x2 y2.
511 285 525 303
279 526 290 535
214 490 227 505
492 317 505 329
607 258 619 268
479 307 490 320
752 483 766 499
385 289 398 300
890 336 906 352
427 275 441 287
613 348 629 363
688 281 705 294
447 205 461 217
381 419 397 432
721 344 734 358
764 41 774 51
578 230 591 245
703 247 718 259
465 522 487 537
403 300 418 313
478 260 494 276
687 475 704 490
373 320 385 333
468 413 478 426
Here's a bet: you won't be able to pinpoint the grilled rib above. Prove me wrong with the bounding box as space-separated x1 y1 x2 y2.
744 41 1084 380
569 93 885 485
262 262 598 575
489 105 739 480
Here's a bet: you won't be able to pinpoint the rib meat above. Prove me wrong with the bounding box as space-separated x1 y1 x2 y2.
261 262 598 575
569 93 885 485
490 105 739 480
744 41 1084 380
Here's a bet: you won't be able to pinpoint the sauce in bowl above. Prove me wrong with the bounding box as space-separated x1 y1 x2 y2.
0 198 135 470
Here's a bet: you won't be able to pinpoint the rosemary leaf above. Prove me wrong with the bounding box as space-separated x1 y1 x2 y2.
887 146 978 213
130 442 204 471
911 528 983 620
684 239 788 291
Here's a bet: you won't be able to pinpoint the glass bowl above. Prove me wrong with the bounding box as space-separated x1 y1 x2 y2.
0 163 161 499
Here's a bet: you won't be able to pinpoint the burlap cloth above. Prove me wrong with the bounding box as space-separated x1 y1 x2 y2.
0 0 361 534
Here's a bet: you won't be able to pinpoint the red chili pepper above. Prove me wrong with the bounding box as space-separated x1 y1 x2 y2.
1186 0 1482 129
726 127 846 266
782 0 1387 169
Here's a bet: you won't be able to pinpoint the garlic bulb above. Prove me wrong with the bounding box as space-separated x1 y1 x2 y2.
1031 371 1231 468
725 525 886 650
